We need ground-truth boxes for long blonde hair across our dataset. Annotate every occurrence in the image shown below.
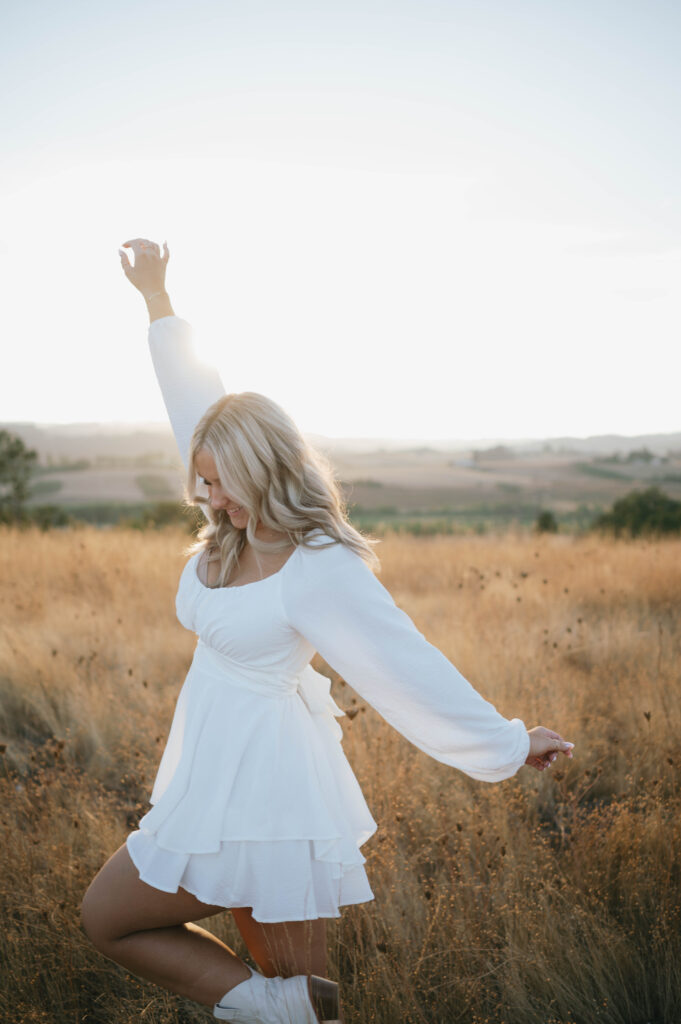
[186,391,379,586]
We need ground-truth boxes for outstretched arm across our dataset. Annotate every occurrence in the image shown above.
[119,238,226,470]
[283,541,574,780]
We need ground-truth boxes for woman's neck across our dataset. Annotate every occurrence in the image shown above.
[253,522,292,545]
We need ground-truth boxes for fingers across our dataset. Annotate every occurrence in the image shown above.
[119,237,167,283]
[118,248,132,276]
[544,741,569,757]
[535,743,574,771]
[530,753,556,771]
[526,734,575,771]
[530,726,575,758]
[121,238,162,256]
[543,741,574,764]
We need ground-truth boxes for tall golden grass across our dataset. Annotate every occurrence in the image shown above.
[1,527,679,1024]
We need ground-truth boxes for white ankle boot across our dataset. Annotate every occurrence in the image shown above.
[213,964,343,1023]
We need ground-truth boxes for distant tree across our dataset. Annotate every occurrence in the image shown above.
[624,447,654,464]
[535,510,558,534]
[29,505,71,531]
[121,501,204,532]
[595,487,681,537]
[0,430,37,523]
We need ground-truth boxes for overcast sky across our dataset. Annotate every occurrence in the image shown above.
[2,0,680,440]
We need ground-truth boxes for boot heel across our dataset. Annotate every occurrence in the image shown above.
[307,975,343,1023]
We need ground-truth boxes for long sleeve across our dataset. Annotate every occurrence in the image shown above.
[282,540,530,782]
[148,317,226,470]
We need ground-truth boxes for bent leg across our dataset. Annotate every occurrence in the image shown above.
[232,906,327,979]
[81,844,251,1006]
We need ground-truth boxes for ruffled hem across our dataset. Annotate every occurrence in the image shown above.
[126,829,375,922]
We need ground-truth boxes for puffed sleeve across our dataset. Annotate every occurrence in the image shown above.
[282,539,530,782]
[148,316,226,470]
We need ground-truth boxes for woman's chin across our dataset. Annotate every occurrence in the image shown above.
[229,511,249,529]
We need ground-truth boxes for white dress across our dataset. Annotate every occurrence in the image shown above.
[125,317,531,923]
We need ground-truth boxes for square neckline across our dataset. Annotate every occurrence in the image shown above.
[193,543,301,591]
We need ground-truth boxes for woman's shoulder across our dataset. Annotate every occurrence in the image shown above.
[299,528,337,549]
[298,529,354,556]
[282,532,380,621]
[290,530,372,582]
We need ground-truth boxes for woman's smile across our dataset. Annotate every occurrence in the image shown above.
[194,449,245,516]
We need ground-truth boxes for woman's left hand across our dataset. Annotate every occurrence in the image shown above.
[525,726,574,771]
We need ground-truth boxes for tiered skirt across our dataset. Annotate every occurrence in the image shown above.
[126,658,377,922]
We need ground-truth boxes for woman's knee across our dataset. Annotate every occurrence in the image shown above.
[80,846,132,950]
[80,843,227,954]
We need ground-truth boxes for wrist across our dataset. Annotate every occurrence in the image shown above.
[145,290,175,323]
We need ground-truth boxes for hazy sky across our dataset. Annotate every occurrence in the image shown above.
[2,0,680,440]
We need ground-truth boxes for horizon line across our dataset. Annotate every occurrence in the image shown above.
[3,419,681,449]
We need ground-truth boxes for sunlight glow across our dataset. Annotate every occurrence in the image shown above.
[2,156,678,440]
[2,0,680,441]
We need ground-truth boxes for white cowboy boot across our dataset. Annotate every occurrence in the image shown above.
[213,963,343,1023]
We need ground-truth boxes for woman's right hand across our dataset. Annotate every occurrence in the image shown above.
[119,238,174,321]
[119,238,168,297]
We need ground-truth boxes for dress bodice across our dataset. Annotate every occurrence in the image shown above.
[177,549,314,685]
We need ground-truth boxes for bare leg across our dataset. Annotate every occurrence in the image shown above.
[232,906,327,978]
[81,844,251,1006]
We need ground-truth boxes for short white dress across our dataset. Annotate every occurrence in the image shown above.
[126,317,530,923]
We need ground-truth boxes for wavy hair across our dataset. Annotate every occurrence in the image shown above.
[186,391,379,587]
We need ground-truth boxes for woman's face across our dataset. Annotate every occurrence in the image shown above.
[195,448,250,530]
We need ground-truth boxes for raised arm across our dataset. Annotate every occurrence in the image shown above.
[119,238,226,469]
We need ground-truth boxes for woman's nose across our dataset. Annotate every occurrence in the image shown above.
[210,491,228,510]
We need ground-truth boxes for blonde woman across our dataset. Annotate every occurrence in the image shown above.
[81,238,574,1024]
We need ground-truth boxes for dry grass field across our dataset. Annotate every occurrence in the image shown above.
[1,527,680,1024]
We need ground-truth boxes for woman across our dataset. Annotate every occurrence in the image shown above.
[81,238,574,1024]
